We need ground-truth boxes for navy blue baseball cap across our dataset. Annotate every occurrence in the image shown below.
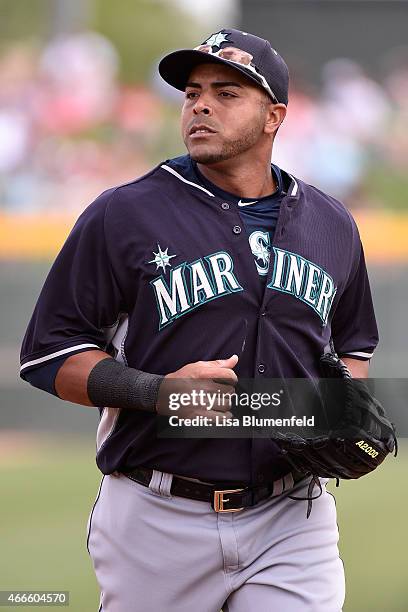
[159,28,289,105]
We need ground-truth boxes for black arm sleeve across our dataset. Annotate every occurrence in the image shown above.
[87,358,164,413]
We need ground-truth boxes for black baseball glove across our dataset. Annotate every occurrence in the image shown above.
[273,349,397,515]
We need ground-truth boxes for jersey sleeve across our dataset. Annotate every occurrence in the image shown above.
[20,189,125,376]
[331,240,379,361]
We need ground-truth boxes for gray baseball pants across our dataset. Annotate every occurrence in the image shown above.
[87,471,345,611]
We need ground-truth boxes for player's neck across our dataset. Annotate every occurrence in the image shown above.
[196,154,276,199]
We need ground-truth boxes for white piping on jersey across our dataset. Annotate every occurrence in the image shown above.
[288,175,298,196]
[161,165,215,197]
[342,350,373,359]
[20,343,99,372]
[162,163,300,199]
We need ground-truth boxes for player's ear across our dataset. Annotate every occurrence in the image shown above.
[264,102,287,136]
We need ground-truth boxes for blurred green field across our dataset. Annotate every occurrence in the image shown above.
[1,434,407,612]
[0,435,100,611]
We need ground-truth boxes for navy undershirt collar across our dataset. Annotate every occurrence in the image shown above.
[191,161,283,205]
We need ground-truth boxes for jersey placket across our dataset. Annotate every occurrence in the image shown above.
[228,191,296,487]
[210,189,298,377]
[254,191,297,378]
[215,196,266,307]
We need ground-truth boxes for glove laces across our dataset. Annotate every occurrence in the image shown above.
[288,474,323,518]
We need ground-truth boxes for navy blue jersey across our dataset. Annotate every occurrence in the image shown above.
[20,155,378,482]
[169,156,283,284]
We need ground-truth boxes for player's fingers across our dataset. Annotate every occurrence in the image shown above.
[196,366,238,384]
[210,384,236,403]
[192,383,235,410]
[212,400,233,413]
[214,382,236,396]
[204,354,239,369]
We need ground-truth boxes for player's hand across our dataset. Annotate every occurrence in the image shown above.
[156,355,239,420]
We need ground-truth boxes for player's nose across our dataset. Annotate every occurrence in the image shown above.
[192,98,213,116]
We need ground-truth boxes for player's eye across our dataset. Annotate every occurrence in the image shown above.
[219,91,236,98]
[185,91,199,99]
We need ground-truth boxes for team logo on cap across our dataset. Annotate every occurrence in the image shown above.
[195,32,278,103]
[202,31,230,49]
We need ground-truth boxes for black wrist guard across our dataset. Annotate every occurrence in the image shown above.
[87,357,164,413]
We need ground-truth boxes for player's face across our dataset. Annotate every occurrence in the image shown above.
[181,63,271,165]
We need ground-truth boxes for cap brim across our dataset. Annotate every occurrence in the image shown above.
[159,49,267,96]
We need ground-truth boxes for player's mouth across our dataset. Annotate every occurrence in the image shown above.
[189,124,217,139]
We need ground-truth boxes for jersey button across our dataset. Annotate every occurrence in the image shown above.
[233,225,242,234]
[221,202,230,210]
[258,364,266,374]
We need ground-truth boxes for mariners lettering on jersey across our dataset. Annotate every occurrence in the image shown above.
[248,230,271,276]
[150,250,243,329]
[268,247,337,324]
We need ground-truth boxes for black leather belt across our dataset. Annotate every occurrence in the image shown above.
[122,466,307,513]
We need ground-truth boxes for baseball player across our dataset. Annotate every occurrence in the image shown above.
[20,29,378,611]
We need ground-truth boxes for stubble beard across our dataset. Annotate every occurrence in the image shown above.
[187,115,265,165]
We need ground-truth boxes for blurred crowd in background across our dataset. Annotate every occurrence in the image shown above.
[277,52,408,207]
[0,33,165,215]
[1,28,408,215]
